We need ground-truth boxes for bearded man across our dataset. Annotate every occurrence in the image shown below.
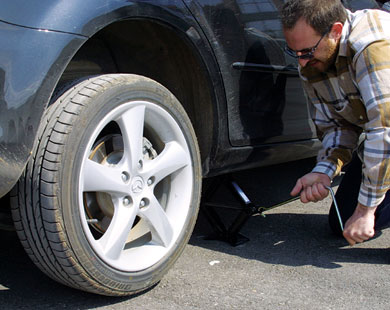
[281,0,390,245]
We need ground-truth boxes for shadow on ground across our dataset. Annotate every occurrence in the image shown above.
[191,210,389,270]
[0,230,139,308]
[190,158,389,269]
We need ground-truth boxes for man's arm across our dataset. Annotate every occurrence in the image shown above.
[353,38,390,209]
[291,79,361,203]
[338,36,390,245]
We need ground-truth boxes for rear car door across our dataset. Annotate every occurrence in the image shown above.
[185,0,316,146]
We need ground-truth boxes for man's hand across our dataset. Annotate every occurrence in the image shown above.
[290,172,331,203]
[343,203,377,246]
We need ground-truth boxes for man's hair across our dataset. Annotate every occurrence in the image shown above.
[281,0,347,35]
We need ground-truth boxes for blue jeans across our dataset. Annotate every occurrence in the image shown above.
[328,154,390,236]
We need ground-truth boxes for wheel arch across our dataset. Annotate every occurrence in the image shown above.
[55,17,220,175]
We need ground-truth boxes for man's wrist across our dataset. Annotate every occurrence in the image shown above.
[312,162,336,180]
[356,202,378,215]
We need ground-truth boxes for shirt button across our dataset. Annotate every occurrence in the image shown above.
[359,115,364,120]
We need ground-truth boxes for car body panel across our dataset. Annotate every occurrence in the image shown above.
[0,0,381,197]
[183,0,317,147]
[0,21,85,197]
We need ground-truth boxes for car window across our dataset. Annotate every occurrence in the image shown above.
[342,0,380,10]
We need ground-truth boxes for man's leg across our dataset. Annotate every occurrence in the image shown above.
[328,154,361,236]
[328,154,390,236]
[373,191,390,230]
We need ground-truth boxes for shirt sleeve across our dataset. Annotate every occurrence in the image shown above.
[302,80,362,182]
[354,40,390,207]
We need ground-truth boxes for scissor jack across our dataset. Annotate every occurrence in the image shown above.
[201,175,297,246]
[201,175,343,247]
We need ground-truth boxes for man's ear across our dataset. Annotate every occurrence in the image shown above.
[329,22,343,40]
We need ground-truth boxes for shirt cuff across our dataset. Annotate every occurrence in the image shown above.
[311,161,338,180]
[358,183,387,208]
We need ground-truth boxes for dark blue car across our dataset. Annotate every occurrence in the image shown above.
[0,0,382,296]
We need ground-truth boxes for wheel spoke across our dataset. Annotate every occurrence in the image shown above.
[144,141,190,184]
[140,196,174,247]
[116,105,145,171]
[97,203,138,260]
[81,159,128,195]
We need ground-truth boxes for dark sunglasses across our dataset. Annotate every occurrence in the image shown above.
[284,31,329,60]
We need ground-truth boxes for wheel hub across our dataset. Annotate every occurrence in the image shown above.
[131,176,144,194]
[84,134,158,234]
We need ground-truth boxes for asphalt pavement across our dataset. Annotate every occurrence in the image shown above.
[0,158,389,309]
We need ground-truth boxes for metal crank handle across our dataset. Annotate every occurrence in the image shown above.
[325,185,344,231]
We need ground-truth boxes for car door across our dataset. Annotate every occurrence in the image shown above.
[185,0,316,147]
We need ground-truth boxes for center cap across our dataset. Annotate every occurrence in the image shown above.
[131,176,144,193]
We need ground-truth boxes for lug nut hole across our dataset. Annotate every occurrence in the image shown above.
[121,171,130,183]
[139,198,150,209]
[123,196,132,206]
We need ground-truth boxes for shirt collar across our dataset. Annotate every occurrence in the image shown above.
[337,10,353,57]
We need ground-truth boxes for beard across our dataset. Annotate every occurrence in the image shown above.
[305,41,339,73]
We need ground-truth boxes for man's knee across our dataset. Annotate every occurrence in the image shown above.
[374,192,390,230]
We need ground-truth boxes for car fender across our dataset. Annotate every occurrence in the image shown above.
[0,0,198,37]
[0,0,224,197]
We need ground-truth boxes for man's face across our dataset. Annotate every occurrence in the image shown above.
[283,18,339,72]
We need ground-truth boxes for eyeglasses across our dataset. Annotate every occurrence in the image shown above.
[284,31,329,60]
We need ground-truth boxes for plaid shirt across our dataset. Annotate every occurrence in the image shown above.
[300,9,390,207]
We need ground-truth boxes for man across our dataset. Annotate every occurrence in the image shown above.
[281,0,390,245]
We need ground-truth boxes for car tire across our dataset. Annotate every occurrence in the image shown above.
[10,74,201,296]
